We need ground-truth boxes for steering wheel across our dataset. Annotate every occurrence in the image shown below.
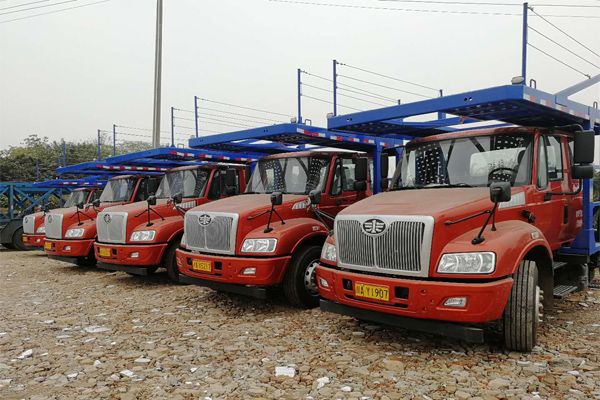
[488,167,517,184]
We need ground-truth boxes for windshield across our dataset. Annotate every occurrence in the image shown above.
[391,134,533,189]
[63,190,89,208]
[99,178,137,202]
[155,169,209,199]
[246,156,330,195]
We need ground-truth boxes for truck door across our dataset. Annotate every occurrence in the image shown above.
[322,156,367,216]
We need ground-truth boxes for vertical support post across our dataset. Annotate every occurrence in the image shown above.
[152,0,164,148]
[8,184,14,220]
[170,107,175,147]
[521,2,529,82]
[437,89,446,120]
[297,68,303,124]
[112,124,117,156]
[373,142,382,195]
[62,141,67,167]
[97,129,101,160]
[194,96,199,138]
[333,59,338,117]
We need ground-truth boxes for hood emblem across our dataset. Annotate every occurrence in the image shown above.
[47,215,53,224]
[198,214,212,226]
[103,214,112,224]
[24,217,29,224]
[363,218,386,235]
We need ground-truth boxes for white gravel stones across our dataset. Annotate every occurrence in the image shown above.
[119,369,135,378]
[316,376,330,389]
[134,357,151,364]
[274,366,296,377]
[341,385,352,392]
[83,326,110,334]
[17,349,32,359]
[93,360,102,367]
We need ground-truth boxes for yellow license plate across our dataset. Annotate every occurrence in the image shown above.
[192,259,212,273]
[44,242,52,250]
[98,247,111,258]
[355,283,390,302]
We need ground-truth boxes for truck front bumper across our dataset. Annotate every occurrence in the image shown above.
[44,238,94,258]
[22,234,45,248]
[94,242,167,266]
[317,265,513,325]
[175,248,292,298]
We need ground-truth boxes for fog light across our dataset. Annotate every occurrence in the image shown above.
[36,239,41,243]
[64,246,71,252]
[319,278,329,288]
[443,297,467,308]
[242,267,256,276]
[130,252,139,259]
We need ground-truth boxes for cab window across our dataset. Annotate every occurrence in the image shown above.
[537,137,548,189]
[546,136,564,181]
[331,158,359,196]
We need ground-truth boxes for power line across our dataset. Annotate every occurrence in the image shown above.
[0,0,79,16]
[338,74,434,98]
[196,97,291,118]
[268,0,600,18]
[0,0,110,23]
[115,125,171,134]
[300,70,333,82]
[337,92,390,107]
[338,61,439,92]
[196,106,284,123]
[528,25,600,70]
[0,0,50,12]
[197,111,278,125]
[528,43,591,78]
[380,0,600,7]
[301,94,363,112]
[197,118,256,129]
[529,8,600,58]
[337,84,398,102]
[302,82,333,93]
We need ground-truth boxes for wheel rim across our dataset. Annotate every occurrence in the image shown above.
[536,285,543,323]
[304,259,319,295]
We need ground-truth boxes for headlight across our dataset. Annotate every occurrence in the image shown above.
[241,238,277,253]
[65,228,84,238]
[321,242,337,262]
[36,226,46,234]
[130,230,156,242]
[437,252,496,274]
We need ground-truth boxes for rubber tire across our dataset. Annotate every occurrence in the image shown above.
[12,227,29,251]
[503,260,539,352]
[163,239,182,283]
[282,245,321,308]
[76,249,97,267]
[2,242,15,250]
[127,267,158,277]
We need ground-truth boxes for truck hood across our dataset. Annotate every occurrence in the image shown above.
[195,194,308,216]
[340,188,492,219]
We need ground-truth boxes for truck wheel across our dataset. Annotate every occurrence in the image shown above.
[283,245,321,308]
[12,228,29,251]
[503,260,541,352]
[163,240,182,283]
[76,249,97,267]
[2,242,15,250]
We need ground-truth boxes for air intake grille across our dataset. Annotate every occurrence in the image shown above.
[23,215,36,234]
[185,211,238,255]
[45,213,63,239]
[97,212,128,244]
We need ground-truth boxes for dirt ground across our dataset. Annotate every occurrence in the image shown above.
[1,249,600,400]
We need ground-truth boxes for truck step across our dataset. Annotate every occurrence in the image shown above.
[552,261,569,271]
[553,284,578,298]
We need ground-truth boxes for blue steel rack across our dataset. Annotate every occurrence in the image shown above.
[327,80,600,257]
[188,123,407,194]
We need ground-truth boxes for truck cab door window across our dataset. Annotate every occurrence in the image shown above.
[546,136,564,181]
[537,136,549,189]
[330,160,342,196]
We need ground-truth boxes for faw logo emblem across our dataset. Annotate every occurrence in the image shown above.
[47,215,53,224]
[362,219,386,235]
[198,214,212,226]
[103,214,112,224]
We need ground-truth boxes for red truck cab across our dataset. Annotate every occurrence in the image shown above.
[44,175,161,266]
[176,151,372,307]
[22,188,100,249]
[94,164,247,282]
[317,127,597,351]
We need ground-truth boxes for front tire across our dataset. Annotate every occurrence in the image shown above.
[76,249,97,267]
[283,245,321,308]
[12,228,29,251]
[163,239,182,283]
[503,260,540,352]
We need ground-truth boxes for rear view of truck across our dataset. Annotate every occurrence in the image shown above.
[94,165,246,282]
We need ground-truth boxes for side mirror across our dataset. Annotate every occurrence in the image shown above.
[490,181,511,203]
[309,190,321,205]
[354,157,368,191]
[271,192,283,206]
[147,195,157,206]
[76,202,84,209]
[172,193,183,204]
[43,204,50,213]
[92,199,101,208]
[572,164,594,180]
[573,130,595,165]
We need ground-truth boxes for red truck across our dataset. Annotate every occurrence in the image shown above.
[22,187,101,249]
[176,151,372,307]
[317,126,597,351]
[94,164,247,282]
[44,174,161,266]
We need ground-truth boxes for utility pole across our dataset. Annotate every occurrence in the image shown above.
[152,0,164,148]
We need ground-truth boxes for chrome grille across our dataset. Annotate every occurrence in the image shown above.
[97,212,128,244]
[336,215,434,277]
[45,213,63,239]
[185,211,238,255]
[23,215,36,234]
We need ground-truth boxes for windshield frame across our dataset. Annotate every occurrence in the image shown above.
[246,155,331,195]
[391,133,534,190]
[99,177,138,203]
[155,168,210,199]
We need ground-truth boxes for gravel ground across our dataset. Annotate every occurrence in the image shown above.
[1,249,600,400]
